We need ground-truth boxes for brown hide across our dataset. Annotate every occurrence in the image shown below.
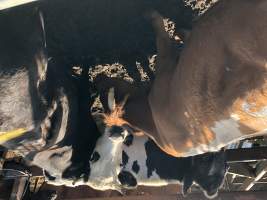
[147,0,267,157]
[101,0,267,157]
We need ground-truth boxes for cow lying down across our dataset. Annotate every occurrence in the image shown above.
[45,118,227,199]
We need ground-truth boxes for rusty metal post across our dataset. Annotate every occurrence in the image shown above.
[9,177,28,200]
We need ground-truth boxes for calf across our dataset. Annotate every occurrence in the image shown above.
[88,122,227,199]
[45,106,227,198]
[99,0,267,157]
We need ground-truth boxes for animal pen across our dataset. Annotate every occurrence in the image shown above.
[2,141,267,200]
[1,0,267,200]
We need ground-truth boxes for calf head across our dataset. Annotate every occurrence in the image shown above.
[87,123,128,191]
[183,150,228,198]
[94,87,132,141]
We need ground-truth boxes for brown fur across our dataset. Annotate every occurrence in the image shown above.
[98,0,267,157]
[103,104,128,127]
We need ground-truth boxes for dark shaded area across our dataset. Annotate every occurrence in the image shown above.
[0,3,48,135]
[40,0,195,81]
[30,190,58,200]
[61,64,100,182]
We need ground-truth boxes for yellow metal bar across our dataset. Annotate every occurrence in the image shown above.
[0,128,28,143]
[0,0,38,10]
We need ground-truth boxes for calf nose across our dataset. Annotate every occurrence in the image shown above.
[109,125,125,140]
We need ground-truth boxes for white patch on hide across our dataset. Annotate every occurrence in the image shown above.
[122,136,179,186]
[242,102,267,118]
[180,117,243,157]
[230,114,240,120]
[210,118,243,147]
[88,128,128,191]
[211,118,242,139]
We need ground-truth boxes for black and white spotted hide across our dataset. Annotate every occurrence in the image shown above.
[44,125,128,189]
[88,125,227,198]
[118,134,227,199]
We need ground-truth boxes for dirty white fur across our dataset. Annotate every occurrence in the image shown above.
[46,130,179,189]
[88,128,128,191]
[210,118,243,147]
[181,117,243,157]
[0,69,34,131]
[45,128,127,190]
[242,102,267,118]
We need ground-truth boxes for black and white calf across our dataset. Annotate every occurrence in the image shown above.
[89,125,228,198]
[45,89,227,198]
[46,124,227,199]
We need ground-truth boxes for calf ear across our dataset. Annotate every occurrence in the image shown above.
[182,173,193,196]
[108,87,116,112]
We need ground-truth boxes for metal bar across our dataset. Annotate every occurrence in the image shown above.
[0,0,38,10]
[9,177,28,200]
[239,161,267,191]
[226,147,267,163]
[228,163,255,178]
[64,191,267,200]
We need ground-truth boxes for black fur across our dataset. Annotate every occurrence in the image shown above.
[123,134,134,146]
[109,125,125,139]
[90,151,100,163]
[144,139,227,197]
[118,171,137,188]
[132,160,140,174]
[122,150,129,167]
